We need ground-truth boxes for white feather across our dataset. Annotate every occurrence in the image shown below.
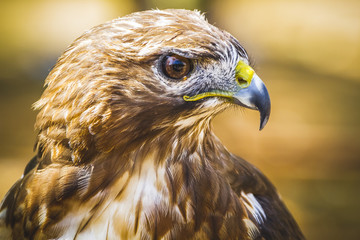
[241,192,266,224]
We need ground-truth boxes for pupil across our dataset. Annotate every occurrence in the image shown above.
[172,59,185,72]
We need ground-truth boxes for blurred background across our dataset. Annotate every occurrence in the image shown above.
[0,0,359,239]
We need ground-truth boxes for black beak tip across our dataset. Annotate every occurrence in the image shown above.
[257,89,271,131]
[259,113,270,131]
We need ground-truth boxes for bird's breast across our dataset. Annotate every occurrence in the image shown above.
[56,157,172,239]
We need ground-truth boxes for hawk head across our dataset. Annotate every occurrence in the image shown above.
[33,9,270,164]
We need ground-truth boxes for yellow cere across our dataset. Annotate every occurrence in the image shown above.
[235,60,254,88]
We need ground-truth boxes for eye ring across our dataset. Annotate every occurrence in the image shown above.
[161,54,193,80]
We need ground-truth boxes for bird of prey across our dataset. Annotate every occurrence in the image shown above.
[0,9,304,240]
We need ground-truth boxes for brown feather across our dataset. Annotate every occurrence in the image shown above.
[0,9,304,240]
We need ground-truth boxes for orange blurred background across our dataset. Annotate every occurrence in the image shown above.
[0,0,359,239]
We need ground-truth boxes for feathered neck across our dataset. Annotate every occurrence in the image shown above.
[103,115,225,169]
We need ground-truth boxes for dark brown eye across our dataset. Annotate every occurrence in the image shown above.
[161,55,192,79]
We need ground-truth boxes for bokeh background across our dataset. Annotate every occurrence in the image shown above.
[0,0,359,239]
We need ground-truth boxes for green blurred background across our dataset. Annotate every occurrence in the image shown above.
[0,0,359,239]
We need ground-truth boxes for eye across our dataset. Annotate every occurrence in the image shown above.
[161,55,192,79]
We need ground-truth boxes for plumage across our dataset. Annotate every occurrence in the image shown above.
[0,9,304,240]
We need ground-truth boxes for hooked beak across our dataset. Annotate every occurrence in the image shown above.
[233,72,271,130]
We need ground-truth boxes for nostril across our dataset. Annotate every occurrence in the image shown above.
[236,77,249,88]
[235,60,254,89]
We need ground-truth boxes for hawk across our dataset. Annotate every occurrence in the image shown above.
[0,9,304,240]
